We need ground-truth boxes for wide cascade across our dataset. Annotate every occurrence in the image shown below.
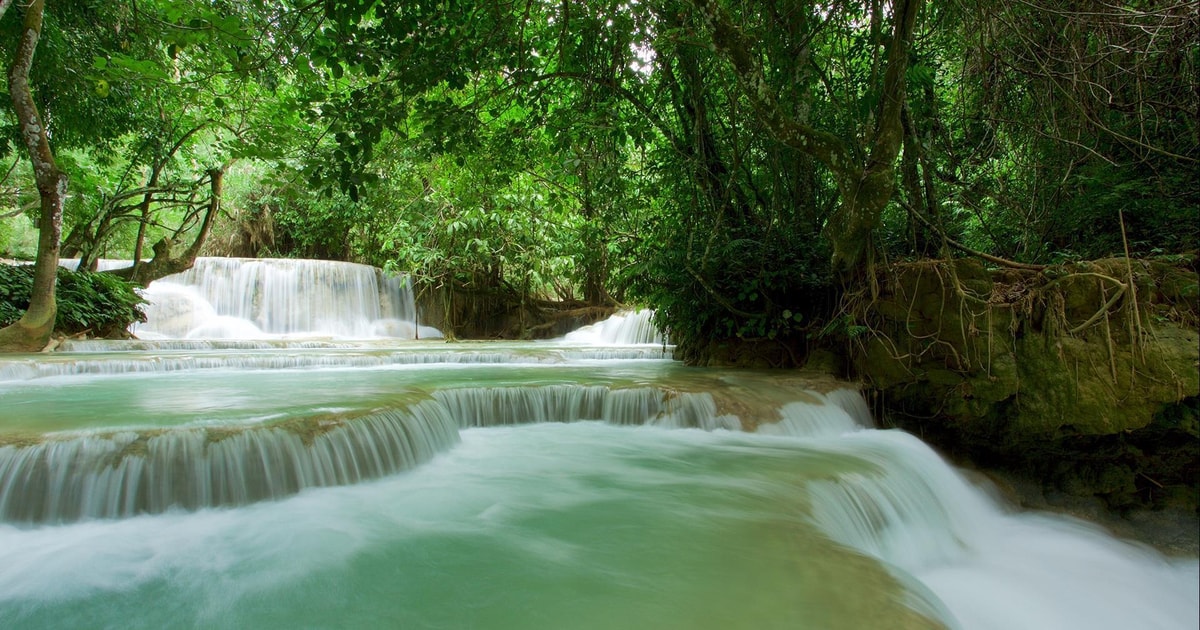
[0,303,1195,629]
[129,257,441,340]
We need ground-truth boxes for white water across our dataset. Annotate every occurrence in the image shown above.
[127,257,441,340]
[563,308,665,344]
[0,345,673,381]
[802,431,1199,630]
[1,410,1195,629]
[0,383,751,522]
[0,336,1195,628]
[51,258,676,351]
[0,404,460,523]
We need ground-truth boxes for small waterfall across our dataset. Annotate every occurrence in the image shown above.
[0,404,459,524]
[803,431,1199,630]
[432,385,733,429]
[56,259,130,272]
[431,384,868,433]
[434,385,611,427]
[756,392,871,438]
[132,257,440,340]
[563,309,666,345]
[654,392,742,431]
[0,346,674,382]
[0,383,860,523]
[806,432,986,571]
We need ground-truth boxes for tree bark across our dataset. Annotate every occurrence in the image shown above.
[132,122,209,265]
[113,167,225,286]
[0,0,67,352]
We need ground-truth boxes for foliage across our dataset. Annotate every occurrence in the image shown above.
[877,0,1199,264]
[0,264,145,337]
[3,0,1196,351]
[0,216,38,260]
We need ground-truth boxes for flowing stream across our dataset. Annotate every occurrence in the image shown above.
[0,259,1196,629]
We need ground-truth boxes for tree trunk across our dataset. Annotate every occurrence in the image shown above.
[114,167,224,286]
[688,0,922,278]
[0,0,67,352]
[131,169,162,266]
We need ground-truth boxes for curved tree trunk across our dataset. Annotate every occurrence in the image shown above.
[0,0,67,352]
[109,166,225,286]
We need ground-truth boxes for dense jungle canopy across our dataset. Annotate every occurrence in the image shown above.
[1,0,1196,351]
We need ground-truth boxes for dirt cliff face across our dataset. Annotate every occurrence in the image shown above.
[852,257,1199,511]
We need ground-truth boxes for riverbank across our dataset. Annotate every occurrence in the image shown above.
[972,467,1199,557]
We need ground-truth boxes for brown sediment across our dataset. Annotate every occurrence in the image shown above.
[0,431,43,448]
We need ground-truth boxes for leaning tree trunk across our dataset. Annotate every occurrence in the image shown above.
[112,166,225,286]
[0,0,67,352]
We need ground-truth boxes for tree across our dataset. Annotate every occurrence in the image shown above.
[940,0,1198,261]
[0,0,67,351]
[53,0,325,284]
[687,0,922,279]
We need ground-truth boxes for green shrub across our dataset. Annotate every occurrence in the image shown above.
[0,263,147,337]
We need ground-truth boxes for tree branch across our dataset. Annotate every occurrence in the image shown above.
[685,0,852,171]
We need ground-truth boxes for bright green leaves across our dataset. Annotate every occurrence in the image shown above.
[104,53,171,82]
[0,264,145,338]
[906,63,935,90]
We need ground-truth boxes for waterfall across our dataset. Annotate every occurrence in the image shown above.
[0,383,861,524]
[0,404,460,523]
[0,360,1196,629]
[563,308,666,344]
[0,346,673,381]
[430,385,749,431]
[129,257,441,340]
[801,430,1198,630]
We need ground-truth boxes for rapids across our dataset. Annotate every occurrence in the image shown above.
[0,262,1195,628]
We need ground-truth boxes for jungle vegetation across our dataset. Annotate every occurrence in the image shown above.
[1,0,1196,351]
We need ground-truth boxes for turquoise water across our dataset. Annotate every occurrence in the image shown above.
[1,423,932,630]
[0,344,1196,629]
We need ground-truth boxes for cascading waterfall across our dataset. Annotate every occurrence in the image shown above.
[0,382,816,523]
[431,385,738,430]
[803,432,1198,630]
[562,308,666,344]
[0,345,673,381]
[0,343,1195,629]
[129,257,442,340]
[0,404,460,523]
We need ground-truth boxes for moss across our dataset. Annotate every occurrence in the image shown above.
[856,257,1200,510]
[114,432,160,460]
[1154,396,1200,438]
[266,410,380,446]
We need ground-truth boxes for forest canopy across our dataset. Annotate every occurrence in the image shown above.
[1,0,1196,349]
